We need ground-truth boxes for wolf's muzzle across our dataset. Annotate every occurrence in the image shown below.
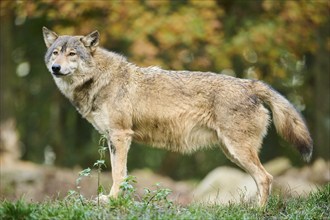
[51,64,65,77]
[52,64,61,73]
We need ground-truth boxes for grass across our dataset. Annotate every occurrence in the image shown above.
[1,182,329,220]
[2,136,328,219]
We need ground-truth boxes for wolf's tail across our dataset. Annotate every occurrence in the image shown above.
[253,81,313,162]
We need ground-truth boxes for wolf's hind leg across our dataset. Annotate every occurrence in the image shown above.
[219,138,273,206]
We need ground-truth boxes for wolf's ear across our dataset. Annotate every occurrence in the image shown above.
[42,27,58,48]
[81,30,99,52]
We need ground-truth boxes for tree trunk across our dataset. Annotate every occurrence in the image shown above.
[313,23,330,159]
[0,12,14,121]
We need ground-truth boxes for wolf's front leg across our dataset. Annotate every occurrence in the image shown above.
[108,129,133,198]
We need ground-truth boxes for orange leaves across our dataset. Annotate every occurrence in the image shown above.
[6,0,327,77]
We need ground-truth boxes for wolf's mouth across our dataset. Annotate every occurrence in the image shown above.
[53,72,69,77]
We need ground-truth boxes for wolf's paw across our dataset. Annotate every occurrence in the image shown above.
[93,194,110,205]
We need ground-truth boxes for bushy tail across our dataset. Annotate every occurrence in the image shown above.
[254,81,313,162]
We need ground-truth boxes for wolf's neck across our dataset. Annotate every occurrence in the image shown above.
[53,76,76,100]
[53,74,96,117]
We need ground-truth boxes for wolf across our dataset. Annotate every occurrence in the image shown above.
[42,27,312,206]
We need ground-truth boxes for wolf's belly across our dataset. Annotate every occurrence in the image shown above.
[132,120,219,153]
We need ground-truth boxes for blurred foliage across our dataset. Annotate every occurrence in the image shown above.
[0,0,329,180]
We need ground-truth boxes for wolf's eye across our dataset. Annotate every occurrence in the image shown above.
[53,51,58,55]
[68,52,76,56]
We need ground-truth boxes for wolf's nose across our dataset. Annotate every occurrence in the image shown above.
[52,64,61,73]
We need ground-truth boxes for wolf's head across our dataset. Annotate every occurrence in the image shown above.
[42,27,99,77]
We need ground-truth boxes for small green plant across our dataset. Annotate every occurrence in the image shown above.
[108,176,137,211]
[142,183,173,209]
[75,167,92,206]
[68,135,108,207]
[94,134,108,206]
[120,175,137,198]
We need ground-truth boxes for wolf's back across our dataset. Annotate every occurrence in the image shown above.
[253,81,313,161]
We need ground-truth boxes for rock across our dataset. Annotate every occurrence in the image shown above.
[192,166,257,204]
[0,119,21,167]
[191,157,329,204]
[264,157,291,176]
[273,174,318,197]
[271,158,330,197]
[0,162,111,201]
[310,158,330,184]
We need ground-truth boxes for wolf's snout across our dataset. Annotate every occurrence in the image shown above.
[52,64,61,74]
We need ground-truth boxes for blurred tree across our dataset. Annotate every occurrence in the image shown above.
[0,4,14,121]
[0,0,328,179]
[312,18,330,160]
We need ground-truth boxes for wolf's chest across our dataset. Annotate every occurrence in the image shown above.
[57,80,110,134]
[85,106,110,135]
